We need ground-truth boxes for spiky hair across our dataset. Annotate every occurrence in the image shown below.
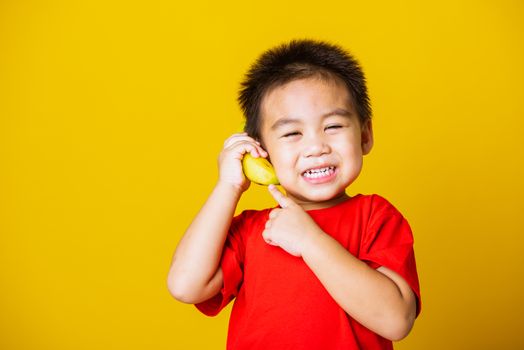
[238,39,372,140]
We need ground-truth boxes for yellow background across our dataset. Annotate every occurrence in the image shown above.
[1,0,523,349]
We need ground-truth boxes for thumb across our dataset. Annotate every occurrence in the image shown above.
[268,184,294,208]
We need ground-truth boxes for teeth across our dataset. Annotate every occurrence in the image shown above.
[303,166,335,178]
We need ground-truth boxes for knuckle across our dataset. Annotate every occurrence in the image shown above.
[224,134,249,146]
[223,134,239,147]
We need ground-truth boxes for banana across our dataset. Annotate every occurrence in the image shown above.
[242,153,279,186]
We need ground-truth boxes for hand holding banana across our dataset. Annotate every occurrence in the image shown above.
[218,132,278,192]
[242,153,279,186]
[235,121,279,186]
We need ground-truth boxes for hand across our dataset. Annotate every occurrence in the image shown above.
[218,133,268,192]
[263,185,323,257]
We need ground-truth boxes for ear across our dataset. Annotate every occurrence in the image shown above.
[361,119,374,155]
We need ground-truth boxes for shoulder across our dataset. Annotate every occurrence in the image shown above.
[234,208,272,221]
[354,194,405,217]
[231,207,273,231]
[352,194,411,236]
[362,194,413,252]
[357,194,414,242]
[225,208,273,250]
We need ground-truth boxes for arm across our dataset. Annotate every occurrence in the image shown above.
[263,185,417,341]
[301,231,417,341]
[167,182,242,304]
[167,133,267,304]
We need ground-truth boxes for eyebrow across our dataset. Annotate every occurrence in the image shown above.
[270,108,352,130]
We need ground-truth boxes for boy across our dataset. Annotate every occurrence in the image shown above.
[167,39,421,349]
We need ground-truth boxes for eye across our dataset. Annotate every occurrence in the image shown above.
[325,124,343,131]
[282,131,301,138]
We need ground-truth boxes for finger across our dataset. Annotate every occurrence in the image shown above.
[263,232,277,246]
[241,142,268,157]
[262,229,271,243]
[225,138,268,158]
[246,144,269,158]
[223,136,253,150]
[267,239,278,246]
[268,184,293,208]
[226,141,264,159]
[223,134,253,148]
[223,134,266,156]
[268,209,279,219]
[257,146,268,157]
[248,144,268,158]
[223,134,264,153]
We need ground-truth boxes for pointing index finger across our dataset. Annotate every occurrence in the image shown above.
[268,184,292,208]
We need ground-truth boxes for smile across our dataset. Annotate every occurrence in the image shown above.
[302,166,336,179]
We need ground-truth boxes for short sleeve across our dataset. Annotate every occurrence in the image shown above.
[194,212,246,316]
[359,196,422,317]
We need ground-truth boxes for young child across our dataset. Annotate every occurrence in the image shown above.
[168,39,421,349]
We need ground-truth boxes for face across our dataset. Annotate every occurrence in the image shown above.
[259,77,373,210]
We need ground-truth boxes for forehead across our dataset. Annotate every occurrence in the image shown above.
[260,77,355,127]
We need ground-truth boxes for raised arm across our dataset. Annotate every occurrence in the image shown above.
[167,133,267,304]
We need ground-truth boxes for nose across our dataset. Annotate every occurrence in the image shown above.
[302,133,331,158]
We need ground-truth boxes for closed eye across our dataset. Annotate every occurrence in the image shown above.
[325,124,343,130]
[282,131,301,138]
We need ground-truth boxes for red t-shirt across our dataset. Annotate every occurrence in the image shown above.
[195,194,421,349]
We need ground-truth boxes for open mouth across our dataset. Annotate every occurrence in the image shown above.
[302,166,336,179]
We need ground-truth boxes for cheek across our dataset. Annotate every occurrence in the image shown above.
[267,148,295,176]
[271,154,291,174]
[346,144,363,157]
[338,136,363,156]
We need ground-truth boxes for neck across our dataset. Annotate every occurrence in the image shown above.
[293,192,350,211]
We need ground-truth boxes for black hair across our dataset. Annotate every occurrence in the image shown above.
[237,39,372,140]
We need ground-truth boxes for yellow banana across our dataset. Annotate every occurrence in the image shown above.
[242,153,279,186]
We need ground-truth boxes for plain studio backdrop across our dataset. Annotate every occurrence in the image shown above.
[1,0,523,349]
